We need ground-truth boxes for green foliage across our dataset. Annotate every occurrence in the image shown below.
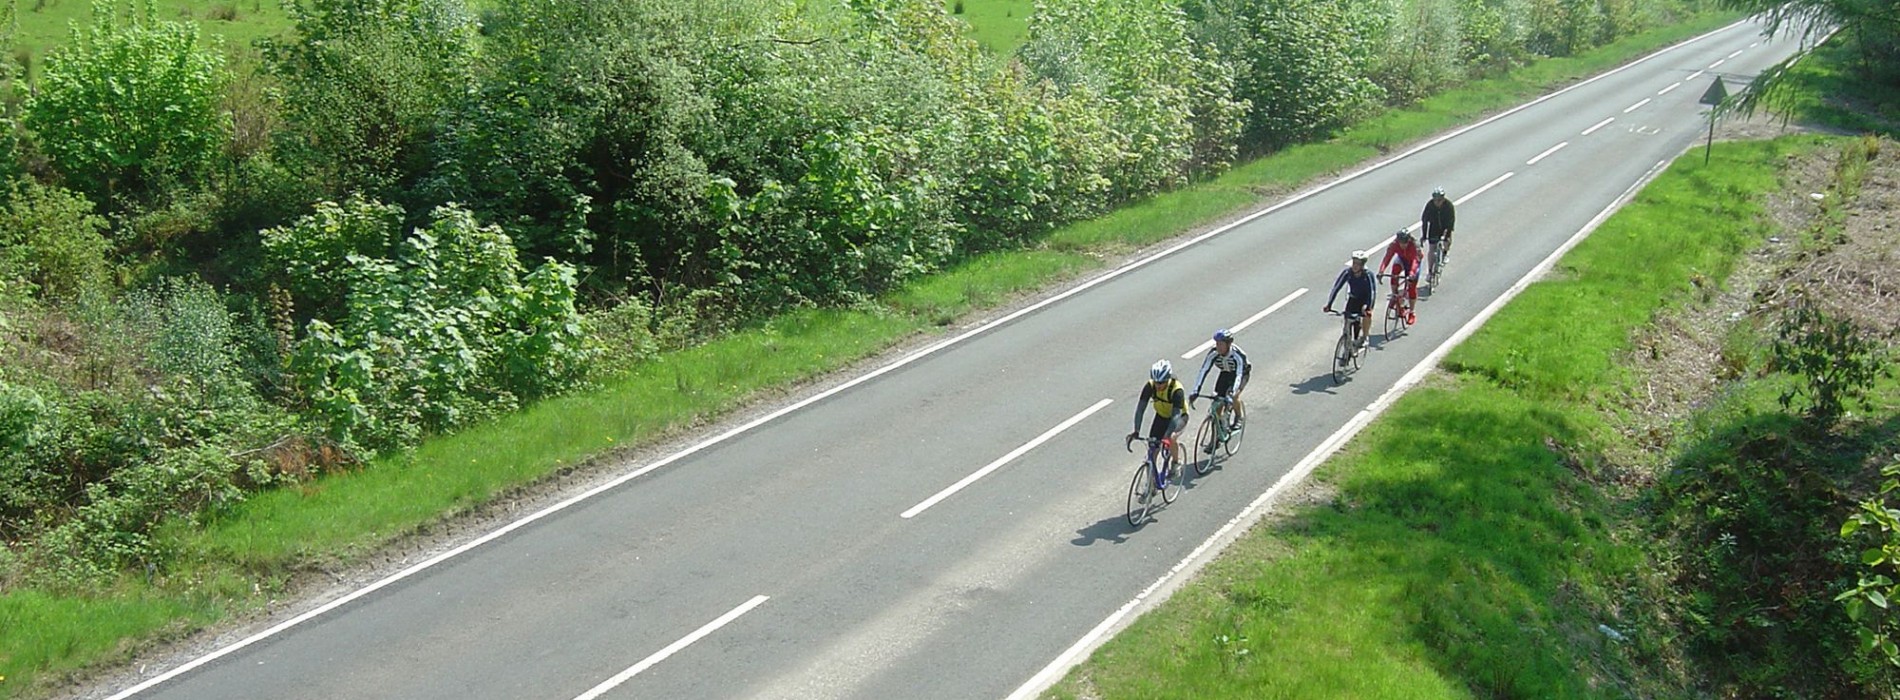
[0,179,112,302]
[1771,298,1894,424]
[282,201,593,453]
[22,0,231,204]
[1185,0,1378,152]
[1840,460,1900,670]
[259,196,402,316]
[263,0,478,201]
[1019,0,1244,198]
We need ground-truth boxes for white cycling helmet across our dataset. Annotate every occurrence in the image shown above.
[1149,359,1173,383]
[1432,185,1447,197]
[1350,249,1369,262]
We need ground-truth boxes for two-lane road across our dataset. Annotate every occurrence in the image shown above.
[96,18,1807,700]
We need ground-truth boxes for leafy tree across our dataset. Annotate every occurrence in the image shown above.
[264,0,479,202]
[23,0,230,204]
[1186,0,1378,152]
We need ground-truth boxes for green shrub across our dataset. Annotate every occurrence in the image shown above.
[282,201,593,453]
[0,179,112,302]
[23,0,231,205]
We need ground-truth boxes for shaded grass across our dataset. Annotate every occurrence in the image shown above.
[0,11,1751,700]
[1770,38,1900,136]
[1046,135,1831,698]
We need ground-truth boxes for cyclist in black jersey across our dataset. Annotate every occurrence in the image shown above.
[1190,329,1250,452]
[1422,186,1456,262]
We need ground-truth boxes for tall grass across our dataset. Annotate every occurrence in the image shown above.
[1044,136,1834,698]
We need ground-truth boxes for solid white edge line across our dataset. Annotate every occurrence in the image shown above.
[572,595,770,700]
[1624,97,1652,113]
[1687,69,1705,81]
[901,399,1115,519]
[1582,117,1616,136]
[1182,288,1309,359]
[1526,141,1569,165]
[1659,82,1682,95]
[1004,156,1677,700]
[1455,172,1514,206]
[102,16,1760,700]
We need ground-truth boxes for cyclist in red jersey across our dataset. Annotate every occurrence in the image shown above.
[1379,228,1422,325]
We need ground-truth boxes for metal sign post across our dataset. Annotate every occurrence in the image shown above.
[1700,77,1728,165]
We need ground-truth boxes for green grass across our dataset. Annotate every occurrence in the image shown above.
[1044,135,1836,698]
[1770,38,1900,136]
[0,10,1752,700]
[944,0,1032,55]
[11,0,293,62]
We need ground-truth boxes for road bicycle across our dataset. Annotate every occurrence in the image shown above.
[1330,308,1367,384]
[1123,433,1182,526]
[1384,270,1415,341]
[1426,236,1448,289]
[1191,393,1245,475]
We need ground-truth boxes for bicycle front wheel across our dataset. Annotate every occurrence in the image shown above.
[1160,452,1183,504]
[1332,335,1351,384]
[1193,417,1218,475]
[1222,402,1246,457]
[1385,300,1404,341]
[1126,463,1155,526]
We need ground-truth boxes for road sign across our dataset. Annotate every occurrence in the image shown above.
[1699,76,1728,106]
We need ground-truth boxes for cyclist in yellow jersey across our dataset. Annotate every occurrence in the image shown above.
[1127,359,1190,467]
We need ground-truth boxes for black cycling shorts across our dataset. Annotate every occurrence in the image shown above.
[1147,413,1186,440]
[1212,371,1237,398]
[1345,295,1371,319]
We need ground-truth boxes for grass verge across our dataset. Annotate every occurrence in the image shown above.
[1039,135,1849,696]
[0,11,1746,700]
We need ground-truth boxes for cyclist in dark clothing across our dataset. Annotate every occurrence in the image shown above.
[1421,186,1456,262]
[1322,250,1377,349]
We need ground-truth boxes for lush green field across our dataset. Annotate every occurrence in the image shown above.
[1043,133,1841,699]
[11,0,291,59]
[944,0,1032,55]
[0,11,1745,700]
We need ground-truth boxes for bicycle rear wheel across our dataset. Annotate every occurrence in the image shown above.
[1126,463,1155,526]
[1222,402,1246,458]
[1193,417,1218,475]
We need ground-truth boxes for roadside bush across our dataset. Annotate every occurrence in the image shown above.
[259,196,403,318]
[0,179,112,302]
[263,0,478,202]
[282,201,593,453]
[23,0,230,206]
[1186,0,1379,152]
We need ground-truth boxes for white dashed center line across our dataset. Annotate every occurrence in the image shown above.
[1527,141,1569,166]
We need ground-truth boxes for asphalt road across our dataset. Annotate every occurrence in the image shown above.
[96,18,1809,700]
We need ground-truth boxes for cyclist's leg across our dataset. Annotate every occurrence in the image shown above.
[1146,414,1171,464]
[1167,414,1189,469]
[1213,372,1238,435]
[1347,296,1371,346]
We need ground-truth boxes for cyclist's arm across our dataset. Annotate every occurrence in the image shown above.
[1326,269,1349,306]
[1169,385,1189,421]
[1132,383,1155,434]
[1191,350,1217,396]
[1445,202,1456,232]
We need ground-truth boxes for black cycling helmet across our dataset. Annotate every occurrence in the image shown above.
[1396,228,1413,242]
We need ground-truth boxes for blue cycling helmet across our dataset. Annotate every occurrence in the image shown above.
[1212,329,1234,343]
[1149,359,1173,383]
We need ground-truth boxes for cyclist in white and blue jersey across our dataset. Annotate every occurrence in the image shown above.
[1189,329,1250,452]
